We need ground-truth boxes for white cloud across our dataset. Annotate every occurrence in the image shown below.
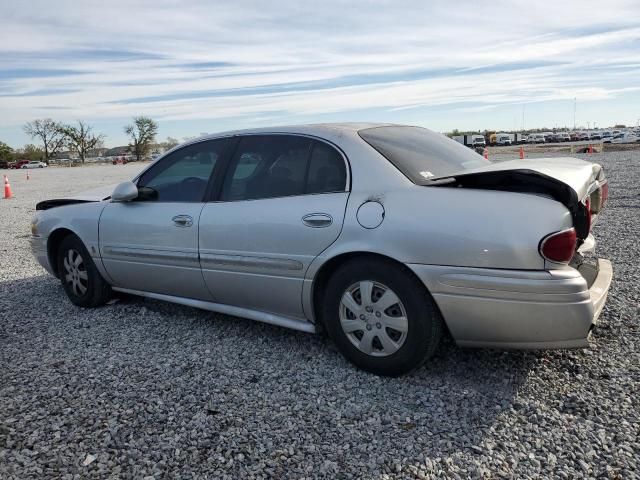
[0,0,639,142]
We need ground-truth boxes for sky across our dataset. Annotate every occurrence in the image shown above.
[1,0,639,148]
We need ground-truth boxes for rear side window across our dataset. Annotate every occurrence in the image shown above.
[359,126,490,183]
[306,141,347,194]
[221,135,347,201]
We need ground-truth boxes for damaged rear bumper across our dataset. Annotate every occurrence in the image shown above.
[408,259,613,349]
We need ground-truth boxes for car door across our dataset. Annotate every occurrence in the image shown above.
[100,138,229,299]
[199,134,350,319]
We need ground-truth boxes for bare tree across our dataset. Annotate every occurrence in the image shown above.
[23,118,65,164]
[163,136,179,151]
[58,121,104,163]
[125,116,158,162]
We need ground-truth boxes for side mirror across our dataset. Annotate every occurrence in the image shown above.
[111,181,138,202]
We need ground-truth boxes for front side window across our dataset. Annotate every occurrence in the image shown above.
[222,135,347,201]
[137,139,226,202]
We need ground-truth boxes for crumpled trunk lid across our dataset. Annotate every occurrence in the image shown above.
[430,157,606,239]
[443,158,601,200]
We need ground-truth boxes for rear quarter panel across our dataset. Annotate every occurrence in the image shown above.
[303,185,573,321]
[319,185,573,269]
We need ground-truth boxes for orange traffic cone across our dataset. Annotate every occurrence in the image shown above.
[588,144,593,154]
[483,147,489,160]
[3,175,12,199]
[519,146,525,159]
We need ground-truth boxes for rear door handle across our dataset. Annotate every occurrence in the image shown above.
[302,213,333,228]
[172,215,193,227]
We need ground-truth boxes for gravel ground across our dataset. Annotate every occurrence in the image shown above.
[0,153,638,479]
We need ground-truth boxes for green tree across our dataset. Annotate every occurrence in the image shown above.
[17,144,45,161]
[0,141,13,162]
[125,116,158,162]
[23,118,65,164]
[58,121,104,163]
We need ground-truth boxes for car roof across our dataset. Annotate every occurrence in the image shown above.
[181,122,401,145]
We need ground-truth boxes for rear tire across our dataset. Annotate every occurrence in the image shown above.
[57,234,111,307]
[321,258,443,376]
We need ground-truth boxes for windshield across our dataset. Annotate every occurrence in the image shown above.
[358,126,490,182]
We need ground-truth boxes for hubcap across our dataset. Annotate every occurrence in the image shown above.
[339,281,408,357]
[63,249,88,297]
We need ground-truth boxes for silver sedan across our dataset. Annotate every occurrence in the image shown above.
[30,124,613,376]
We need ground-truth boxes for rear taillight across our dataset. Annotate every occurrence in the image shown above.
[584,199,592,231]
[540,228,577,263]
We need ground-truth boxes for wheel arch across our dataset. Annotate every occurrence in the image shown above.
[311,251,446,332]
[47,227,75,278]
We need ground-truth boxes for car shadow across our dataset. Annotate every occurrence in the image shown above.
[1,273,542,471]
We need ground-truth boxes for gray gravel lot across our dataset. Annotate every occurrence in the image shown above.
[1,153,638,479]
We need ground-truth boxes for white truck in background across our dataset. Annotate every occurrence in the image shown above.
[453,135,486,148]
[495,133,512,146]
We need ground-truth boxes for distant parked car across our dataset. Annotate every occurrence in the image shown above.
[589,132,602,140]
[10,160,30,169]
[576,132,590,141]
[22,161,47,169]
[612,133,639,144]
[602,132,614,143]
[527,134,546,143]
[0,160,11,169]
[556,133,571,142]
[112,157,128,165]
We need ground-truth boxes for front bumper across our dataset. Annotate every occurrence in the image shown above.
[30,235,55,276]
[408,259,613,349]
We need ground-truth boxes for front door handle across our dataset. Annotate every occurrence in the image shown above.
[302,213,333,228]
[172,215,193,227]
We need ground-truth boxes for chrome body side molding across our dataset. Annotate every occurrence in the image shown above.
[102,246,200,267]
[200,253,303,271]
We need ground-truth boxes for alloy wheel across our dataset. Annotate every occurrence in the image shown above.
[63,248,88,297]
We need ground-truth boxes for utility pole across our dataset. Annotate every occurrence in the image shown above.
[573,98,576,130]
[522,104,525,131]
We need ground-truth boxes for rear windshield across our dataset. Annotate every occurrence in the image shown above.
[358,126,490,183]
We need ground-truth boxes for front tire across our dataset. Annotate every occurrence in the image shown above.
[57,234,112,307]
[321,258,443,376]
